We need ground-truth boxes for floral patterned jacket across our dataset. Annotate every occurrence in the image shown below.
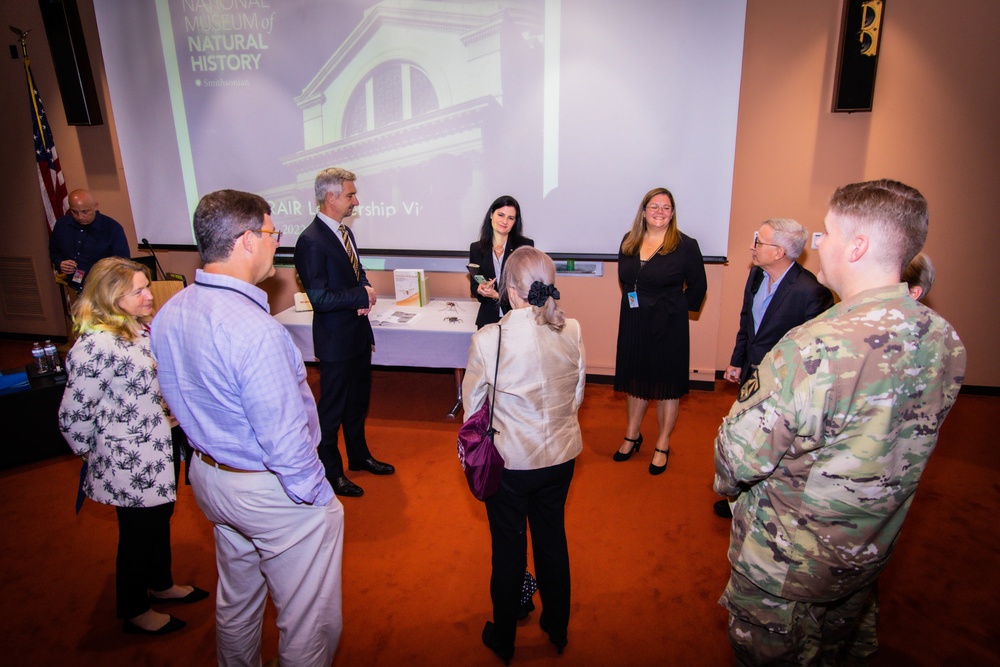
[58,329,175,507]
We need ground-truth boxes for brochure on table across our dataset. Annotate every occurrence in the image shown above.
[394,269,427,307]
[370,309,423,327]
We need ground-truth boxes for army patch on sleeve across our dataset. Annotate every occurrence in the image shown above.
[738,367,760,402]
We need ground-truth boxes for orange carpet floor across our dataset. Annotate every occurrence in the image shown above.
[1,364,997,666]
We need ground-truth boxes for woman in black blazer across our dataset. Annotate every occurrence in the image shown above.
[469,195,534,328]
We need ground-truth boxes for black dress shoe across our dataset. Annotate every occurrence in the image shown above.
[713,499,733,519]
[123,615,186,636]
[481,621,513,665]
[149,586,210,605]
[348,457,395,475]
[331,475,364,497]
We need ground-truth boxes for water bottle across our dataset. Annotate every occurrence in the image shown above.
[44,340,62,373]
[31,342,49,373]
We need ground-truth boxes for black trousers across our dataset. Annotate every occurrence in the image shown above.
[317,353,374,479]
[114,502,176,619]
[484,459,575,651]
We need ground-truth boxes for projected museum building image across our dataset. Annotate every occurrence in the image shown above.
[264,1,547,250]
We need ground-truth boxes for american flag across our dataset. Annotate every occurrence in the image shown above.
[24,57,68,231]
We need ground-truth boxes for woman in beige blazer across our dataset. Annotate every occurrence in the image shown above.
[463,246,586,664]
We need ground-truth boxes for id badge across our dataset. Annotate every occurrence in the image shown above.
[627,291,639,308]
[72,269,85,284]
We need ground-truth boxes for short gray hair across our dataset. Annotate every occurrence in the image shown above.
[314,167,356,206]
[763,218,808,260]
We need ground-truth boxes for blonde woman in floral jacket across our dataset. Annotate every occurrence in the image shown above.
[58,257,206,636]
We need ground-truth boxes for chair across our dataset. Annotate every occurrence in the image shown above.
[55,272,79,345]
[149,280,185,317]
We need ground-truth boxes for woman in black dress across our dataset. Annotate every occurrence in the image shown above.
[469,195,534,329]
[613,188,707,474]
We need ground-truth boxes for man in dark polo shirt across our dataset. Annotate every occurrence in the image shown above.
[49,188,129,291]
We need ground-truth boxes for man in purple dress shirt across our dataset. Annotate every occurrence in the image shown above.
[152,190,343,667]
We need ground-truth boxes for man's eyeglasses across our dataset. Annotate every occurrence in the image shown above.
[236,228,282,243]
[753,232,781,250]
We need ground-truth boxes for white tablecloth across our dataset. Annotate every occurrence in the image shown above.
[274,298,480,368]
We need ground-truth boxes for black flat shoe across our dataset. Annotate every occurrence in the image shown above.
[713,499,733,519]
[149,586,210,605]
[331,475,364,497]
[482,621,513,665]
[348,457,395,475]
[613,434,642,461]
[123,615,186,636]
[649,448,669,475]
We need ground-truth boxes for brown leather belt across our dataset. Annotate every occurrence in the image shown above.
[195,451,260,474]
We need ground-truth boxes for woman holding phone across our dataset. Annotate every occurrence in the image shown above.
[469,195,534,329]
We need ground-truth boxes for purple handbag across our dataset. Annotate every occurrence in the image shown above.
[457,326,504,500]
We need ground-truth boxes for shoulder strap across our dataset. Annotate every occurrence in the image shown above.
[488,325,501,434]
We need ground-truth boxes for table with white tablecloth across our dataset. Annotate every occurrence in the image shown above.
[274,298,480,416]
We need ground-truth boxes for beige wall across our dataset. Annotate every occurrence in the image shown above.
[718,1,1000,387]
[0,0,134,337]
[2,0,997,386]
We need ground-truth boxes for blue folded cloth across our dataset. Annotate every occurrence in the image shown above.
[0,371,30,395]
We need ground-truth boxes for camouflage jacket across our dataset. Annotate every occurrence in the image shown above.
[714,284,966,602]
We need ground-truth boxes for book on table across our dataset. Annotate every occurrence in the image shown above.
[394,269,427,306]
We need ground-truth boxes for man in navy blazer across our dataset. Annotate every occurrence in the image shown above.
[725,218,834,386]
[294,168,395,497]
[716,218,833,517]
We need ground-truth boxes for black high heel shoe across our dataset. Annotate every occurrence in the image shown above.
[649,448,670,475]
[539,616,567,654]
[482,621,513,665]
[613,434,643,462]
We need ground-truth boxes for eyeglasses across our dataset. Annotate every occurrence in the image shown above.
[236,228,283,243]
[753,232,781,250]
[646,204,673,213]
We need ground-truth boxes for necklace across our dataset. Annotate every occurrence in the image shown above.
[640,235,663,261]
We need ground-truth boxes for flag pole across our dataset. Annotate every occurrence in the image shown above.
[13,25,69,231]
[11,27,48,153]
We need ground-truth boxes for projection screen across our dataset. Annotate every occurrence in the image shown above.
[93,0,746,259]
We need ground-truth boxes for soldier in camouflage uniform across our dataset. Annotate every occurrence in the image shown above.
[714,180,967,666]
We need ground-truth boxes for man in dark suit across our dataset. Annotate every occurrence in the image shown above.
[294,168,395,497]
[715,218,833,517]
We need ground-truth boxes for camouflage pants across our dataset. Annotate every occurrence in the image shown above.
[720,570,879,666]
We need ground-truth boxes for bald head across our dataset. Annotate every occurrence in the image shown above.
[68,189,99,225]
